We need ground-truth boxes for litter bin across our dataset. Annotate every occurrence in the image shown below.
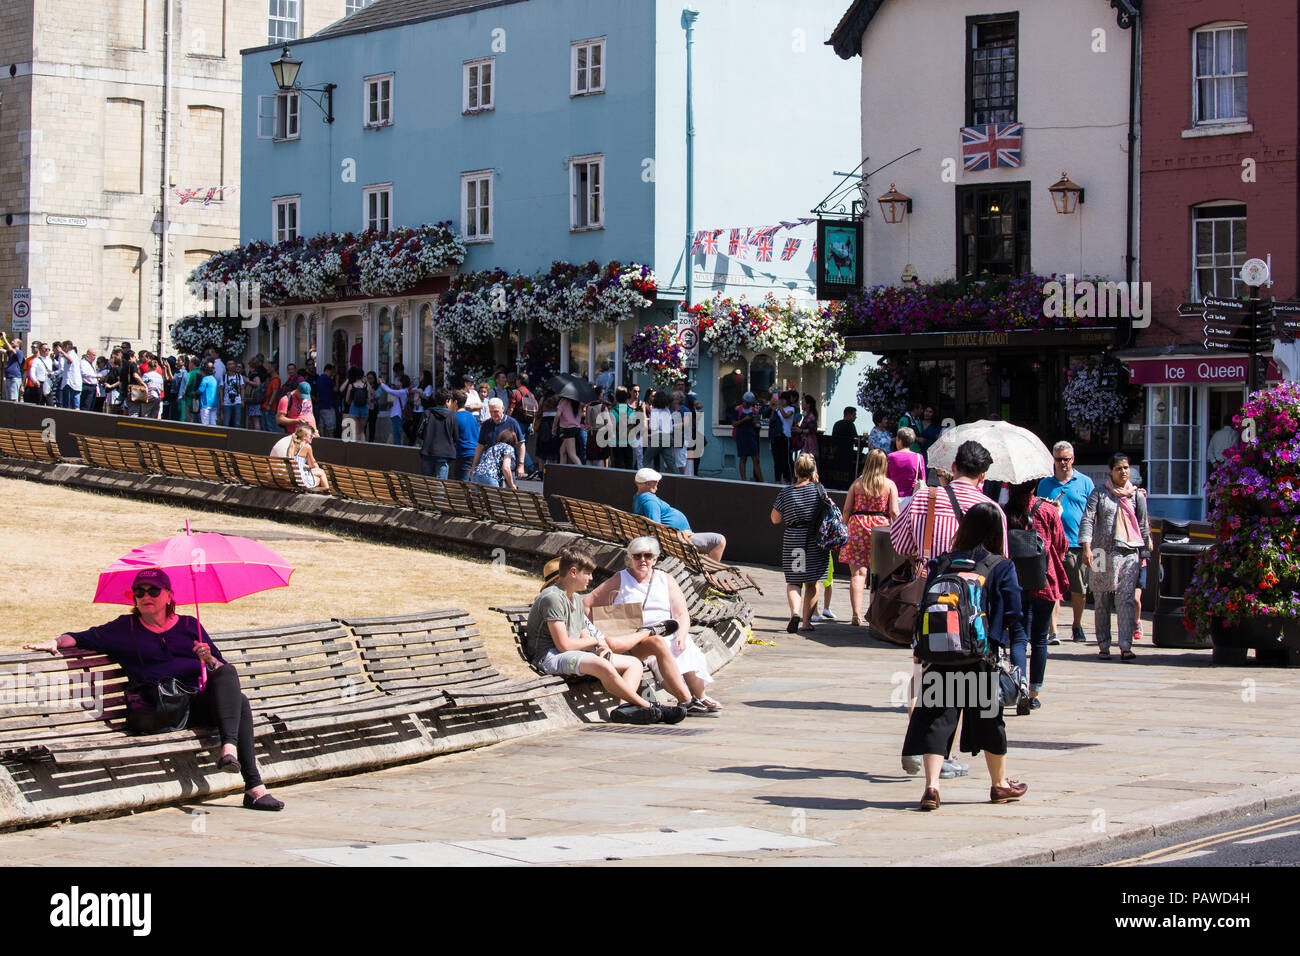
[1152,519,1211,647]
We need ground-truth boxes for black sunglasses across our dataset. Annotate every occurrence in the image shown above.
[631,552,657,560]
[132,584,163,598]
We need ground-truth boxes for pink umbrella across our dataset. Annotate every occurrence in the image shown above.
[95,521,296,688]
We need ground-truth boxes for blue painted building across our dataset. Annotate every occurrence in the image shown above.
[237,0,861,475]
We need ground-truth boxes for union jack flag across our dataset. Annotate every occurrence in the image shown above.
[961,122,1023,171]
[734,230,750,260]
[811,241,817,261]
[728,229,742,256]
[780,238,801,261]
[798,217,816,226]
[703,230,721,255]
[691,230,707,254]
[755,234,774,261]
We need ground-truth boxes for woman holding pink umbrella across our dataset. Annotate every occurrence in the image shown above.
[25,570,285,811]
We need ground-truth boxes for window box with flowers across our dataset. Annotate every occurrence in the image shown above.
[1184,382,1300,666]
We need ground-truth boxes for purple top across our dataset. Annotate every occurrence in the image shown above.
[69,614,223,685]
[887,449,926,496]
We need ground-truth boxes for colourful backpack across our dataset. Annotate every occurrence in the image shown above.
[914,549,1004,665]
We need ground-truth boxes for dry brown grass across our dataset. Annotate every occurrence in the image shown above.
[0,477,545,677]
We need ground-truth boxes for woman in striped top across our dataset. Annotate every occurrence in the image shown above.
[771,452,831,633]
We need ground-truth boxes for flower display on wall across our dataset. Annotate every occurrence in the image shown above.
[188,223,466,305]
[1061,359,1131,434]
[436,269,514,345]
[1185,382,1300,631]
[624,324,687,389]
[690,293,847,367]
[170,316,249,358]
[855,356,910,419]
[831,273,1110,337]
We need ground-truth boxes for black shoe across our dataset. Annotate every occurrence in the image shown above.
[217,754,241,775]
[1015,696,1032,716]
[647,619,679,637]
[1071,625,1087,643]
[243,793,284,811]
[683,697,719,717]
[610,703,658,725]
[786,615,800,634]
[657,704,687,725]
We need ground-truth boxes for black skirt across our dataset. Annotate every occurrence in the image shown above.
[902,659,1007,757]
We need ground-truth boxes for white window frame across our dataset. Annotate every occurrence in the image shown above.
[463,57,495,114]
[363,73,394,128]
[1144,384,1200,499]
[345,0,376,15]
[274,91,299,141]
[559,320,628,385]
[571,37,606,96]
[267,0,301,45]
[461,170,493,243]
[272,196,300,243]
[570,153,604,231]
[1192,23,1247,126]
[363,183,392,234]
[1191,202,1247,302]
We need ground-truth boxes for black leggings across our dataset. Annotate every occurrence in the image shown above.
[190,664,262,789]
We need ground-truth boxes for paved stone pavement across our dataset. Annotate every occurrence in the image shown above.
[2,564,1299,866]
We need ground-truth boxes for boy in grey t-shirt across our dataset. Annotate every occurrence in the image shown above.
[527,547,684,724]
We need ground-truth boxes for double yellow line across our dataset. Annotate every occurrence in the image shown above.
[1107,810,1300,866]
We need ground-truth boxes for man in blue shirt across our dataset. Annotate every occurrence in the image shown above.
[631,468,727,561]
[315,365,338,437]
[452,388,480,481]
[1036,441,1096,644]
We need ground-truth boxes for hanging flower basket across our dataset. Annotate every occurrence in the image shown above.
[1061,359,1130,435]
[692,293,847,367]
[856,357,910,419]
[170,316,249,358]
[624,324,687,390]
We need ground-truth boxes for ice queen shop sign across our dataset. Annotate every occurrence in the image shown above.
[1126,357,1278,385]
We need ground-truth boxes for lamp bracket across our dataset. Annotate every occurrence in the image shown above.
[293,83,336,124]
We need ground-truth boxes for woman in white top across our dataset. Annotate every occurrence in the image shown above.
[584,536,721,713]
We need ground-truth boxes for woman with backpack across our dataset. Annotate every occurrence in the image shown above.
[770,452,833,633]
[341,367,368,441]
[1004,480,1068,714]
[903,501,1029,812]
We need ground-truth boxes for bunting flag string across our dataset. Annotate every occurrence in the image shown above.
[694,217,817,262]
[172,185,239,205]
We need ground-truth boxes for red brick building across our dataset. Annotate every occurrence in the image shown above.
[1125,1,1297,520]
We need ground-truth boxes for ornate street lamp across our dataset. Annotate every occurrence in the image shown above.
[1049,171,1085,214]
[270,45,335,124]
[876,183,913,224]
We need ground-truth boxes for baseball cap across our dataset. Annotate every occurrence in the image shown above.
[298,382,311,396]
[634,468,661,484]
[132,568,172,590]
[742,391,755,403]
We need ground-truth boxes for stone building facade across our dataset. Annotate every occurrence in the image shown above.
[0,0,355,353]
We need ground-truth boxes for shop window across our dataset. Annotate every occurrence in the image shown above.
[560,321,626,386]
[1146,385,1200,496]
[1192,204,1246,301]
[713,354,821,430]
[957,183,1030,278]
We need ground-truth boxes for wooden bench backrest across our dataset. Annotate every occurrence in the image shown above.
[554,496,625,544]
[74,435,159,474]
[469,485,556,531]
[0,427,64,463]
[152,442,234,483]
[610,509,657,546]
[323,463,411,507]
[0,649,132,751]
[225,451,299,492]
[342,609,496,693]
[488,605,538,675]
[397,473,483,519]
[209,620,371,709]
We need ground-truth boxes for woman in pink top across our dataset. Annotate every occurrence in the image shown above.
[556,396,583,464]
[886,426,927,504]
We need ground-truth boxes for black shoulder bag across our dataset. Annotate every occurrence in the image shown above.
[123,618,198,735]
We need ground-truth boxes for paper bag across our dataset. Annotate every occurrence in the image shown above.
[590,603,644,638]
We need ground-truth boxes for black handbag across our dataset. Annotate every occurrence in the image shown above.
[997,656,1027,708]
[124,677,196,735]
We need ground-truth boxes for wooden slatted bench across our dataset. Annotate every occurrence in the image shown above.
[323,463,412,508]
[152,442,236,484]
[468,485,567,532]
[74,435,159,475]
[554,495,627,545]
[396,473,484,519]
[652,519,762,595]
[0,427,68,464]
[343,609,566,709]
[211,620,446,732]
[224,451,301,492]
